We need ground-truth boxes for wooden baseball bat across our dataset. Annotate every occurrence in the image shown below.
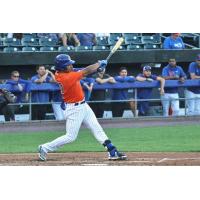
[106,37,124,62]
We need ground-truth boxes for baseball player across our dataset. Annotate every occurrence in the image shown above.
[185,54,200,115]
[38,54,127,161]
[136,66,165,116]
[161,58,186,116]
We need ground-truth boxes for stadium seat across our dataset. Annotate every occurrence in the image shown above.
[21,37,39,46]
[3,47,20,52]
[39,37,58,46]
[96,37,109,46]
[110,33,122,38]
[75,46,93,51]
[40,47,56,51]
[144,44,161,49]
[58,46,75,52]
[23,33,38,39]
[123,33,141,37]
[22,47,38,52]
[3,38,21,46]
[110,45,126,50]
[93,46,109,50]
[141,35,161,44]
[124,36,142,45]
[108,34,124,45]
[127,44,144,50]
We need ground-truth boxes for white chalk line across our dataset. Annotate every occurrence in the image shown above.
[157,157,200,163]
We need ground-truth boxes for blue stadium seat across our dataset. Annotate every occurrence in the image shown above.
[23,33,38,39]
[21,37,39,46]
[144,44,161,49]
[58,46,75,52]
[96,37,109,46]
[141,35,161,44]
[3,47,20,52]
[108,35,124,45]
[127,44,144,50]
[110,45,126,50]
[110,33,122,38]
[124,36,142,45]
[93,46,109,50]
[3,38,21,46]
[39,37,58,46]
[40,47,56,51]
[75,46,93,51]
[22,47,38,52]
[123,33,141,37]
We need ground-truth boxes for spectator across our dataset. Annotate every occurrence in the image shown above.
[49,67,65,120]
[112,67,136,117]
[136,66,165,116]
[60,33,80,47]
[31,65,56,120]
[1,71,31,121]
[161,58,186,117]
[185,54,200,115]
[90,68,116,118]
[7,33,23,40]
[37,33,62,43]
[80,76,95,101]
[77,33,97,46]
[163,33,185,49]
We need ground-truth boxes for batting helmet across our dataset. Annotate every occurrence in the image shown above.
[55,54,75,71]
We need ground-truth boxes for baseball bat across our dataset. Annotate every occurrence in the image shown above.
[106,37,124,62]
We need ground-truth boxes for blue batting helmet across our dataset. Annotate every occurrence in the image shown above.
[55,54,75,71]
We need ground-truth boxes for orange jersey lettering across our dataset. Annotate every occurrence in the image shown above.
[55,71,84,103]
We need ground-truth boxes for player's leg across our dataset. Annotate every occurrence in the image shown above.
[171,93,180,116]
[52,102,65,120]
[185,89,195,115]
[83,103,127,160]
[194,94,200,115]
[161,93,170,117]
[39,104,85,160]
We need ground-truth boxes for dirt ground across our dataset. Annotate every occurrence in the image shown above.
[0,117,200,166]
[0,152,200,166]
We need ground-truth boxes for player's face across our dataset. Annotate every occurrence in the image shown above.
[37,66,46,76]
[67,65,73,72]
[196,60,200,67]
[143,70,151,77]
[119,70,127,77]
[169,59,176,67]
[11,73,20,80]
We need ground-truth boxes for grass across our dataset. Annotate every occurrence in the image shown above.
[0,125,200,153]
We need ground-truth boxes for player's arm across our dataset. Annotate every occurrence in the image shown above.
[190,73,200,79]
[157,76,165,95]
[81,60,107,76]
[34,72,48,83]
[136,76,147,81]
[46,70,56,82]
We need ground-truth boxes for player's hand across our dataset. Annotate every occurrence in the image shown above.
[160,88,165,95]
[146,78,154,82]
[179,77,185,83]
[108,77,116,84]
[98,60,107,68]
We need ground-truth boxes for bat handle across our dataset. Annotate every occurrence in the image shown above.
[106,52,113,62]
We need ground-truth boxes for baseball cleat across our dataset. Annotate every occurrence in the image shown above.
[38,145,47,161]
[108,149,127,160]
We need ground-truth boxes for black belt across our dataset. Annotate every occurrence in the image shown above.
[74,100,85,106]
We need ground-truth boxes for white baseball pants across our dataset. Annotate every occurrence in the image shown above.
[185,89,200,116]
[43,102,108,152]
[52,103,66,120]
[161,93,180,117]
